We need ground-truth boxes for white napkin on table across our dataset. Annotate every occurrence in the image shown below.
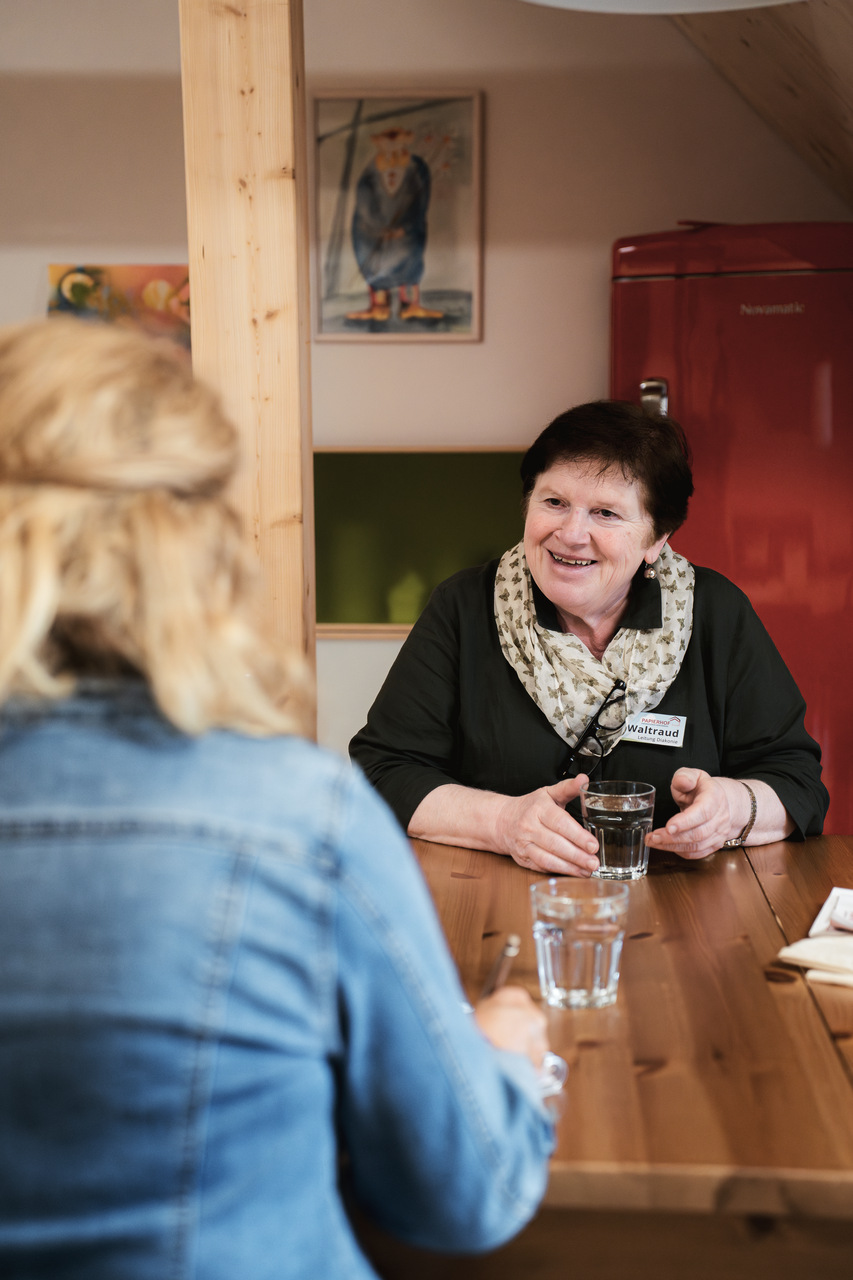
[776,887,853,988]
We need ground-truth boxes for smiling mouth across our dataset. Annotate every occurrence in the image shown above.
[549,552,595,567]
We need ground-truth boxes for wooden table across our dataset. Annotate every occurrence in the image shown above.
[358,835,853,1279]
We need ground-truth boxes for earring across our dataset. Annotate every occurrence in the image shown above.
[643,563,657,580]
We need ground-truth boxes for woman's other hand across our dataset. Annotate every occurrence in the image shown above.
[474,986,549,1071]
[647,768,794,857]
[494,775,601,876]
[646,767,740,858]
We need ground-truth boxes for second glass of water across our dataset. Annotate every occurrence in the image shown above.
[580,780,655,881]
[530,878,630,1009]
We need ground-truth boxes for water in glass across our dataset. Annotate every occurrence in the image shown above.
[580,782,656,881]
[530,880,629,1009]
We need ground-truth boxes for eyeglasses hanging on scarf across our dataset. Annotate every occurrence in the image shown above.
[561,678,627,779]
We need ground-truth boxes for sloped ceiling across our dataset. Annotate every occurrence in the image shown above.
[672,0,853,209]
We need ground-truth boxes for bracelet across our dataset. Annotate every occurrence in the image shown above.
[722,781,757,848]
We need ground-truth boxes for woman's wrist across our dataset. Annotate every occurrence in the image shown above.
[716,777,793,846]
[722,780,757,848]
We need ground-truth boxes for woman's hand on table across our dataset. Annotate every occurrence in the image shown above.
[474,986,549,1071]
[646,768,741,858]
[407,777,599,874]
[494,775,601,877]
[646,768,794,857]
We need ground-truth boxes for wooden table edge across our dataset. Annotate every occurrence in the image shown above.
[544,1161,853,1218]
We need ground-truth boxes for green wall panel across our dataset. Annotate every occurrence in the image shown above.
[314,451,525,625]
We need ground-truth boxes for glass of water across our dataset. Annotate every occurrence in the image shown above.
[530,878,630,1009]
[580,780,655,881]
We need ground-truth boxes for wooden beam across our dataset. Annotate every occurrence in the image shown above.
[178,0,315,671]
[672,1,853,211]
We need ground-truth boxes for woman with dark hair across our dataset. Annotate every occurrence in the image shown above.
[351,401,828,875]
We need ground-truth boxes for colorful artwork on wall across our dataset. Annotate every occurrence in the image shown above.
[47,264,191,352]
[313,92,482,341]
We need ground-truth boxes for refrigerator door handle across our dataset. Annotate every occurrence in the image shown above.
[639,377,669,416]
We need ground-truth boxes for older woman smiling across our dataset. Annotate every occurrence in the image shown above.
[351,401,828,875]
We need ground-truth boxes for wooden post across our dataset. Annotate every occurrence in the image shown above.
[178,0,315,677]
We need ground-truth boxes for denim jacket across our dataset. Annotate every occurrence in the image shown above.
[0,681,553,1279]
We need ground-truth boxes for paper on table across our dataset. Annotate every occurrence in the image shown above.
[804,968,853,990]
[777,934,853,973]
[808,886,853,936]
[776,887,853,986]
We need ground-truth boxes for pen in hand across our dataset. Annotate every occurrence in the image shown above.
[474,934,565,1093]
[479,933,521,998]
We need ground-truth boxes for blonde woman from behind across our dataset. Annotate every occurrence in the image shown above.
[0,320,553,1280]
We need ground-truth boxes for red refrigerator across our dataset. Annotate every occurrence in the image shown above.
[610,221,853,833]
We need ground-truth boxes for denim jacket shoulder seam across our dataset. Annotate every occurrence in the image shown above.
[309,767,356,1051]
[170,840,259,1279]
[0,814,331,866]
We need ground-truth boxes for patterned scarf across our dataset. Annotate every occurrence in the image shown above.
[494,541,694,754]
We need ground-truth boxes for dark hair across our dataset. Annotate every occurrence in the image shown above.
[520,400,694,538]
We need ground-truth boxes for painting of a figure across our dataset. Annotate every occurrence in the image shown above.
[314,94,482,341]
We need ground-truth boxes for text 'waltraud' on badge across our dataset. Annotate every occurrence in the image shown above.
[622,712,686,748]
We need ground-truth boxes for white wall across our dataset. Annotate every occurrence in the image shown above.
[0,1,186,319]
[2,0,850,755]
[317,637,405,757]
[305,0,851,448]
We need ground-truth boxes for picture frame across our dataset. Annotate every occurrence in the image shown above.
[312,91,483,342]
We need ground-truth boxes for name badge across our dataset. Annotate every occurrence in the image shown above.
[622,711,686,748]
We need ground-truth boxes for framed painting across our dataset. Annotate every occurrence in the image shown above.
[313,91,482,342]
[47,264,191,353]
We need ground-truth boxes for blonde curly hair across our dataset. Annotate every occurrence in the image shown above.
[0,318,311,736]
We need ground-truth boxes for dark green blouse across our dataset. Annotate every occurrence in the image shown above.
[350,560,828,838]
